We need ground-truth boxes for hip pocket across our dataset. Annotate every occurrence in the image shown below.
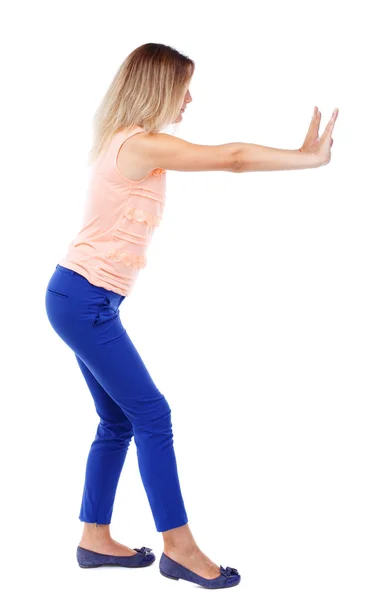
[47,288,69,298]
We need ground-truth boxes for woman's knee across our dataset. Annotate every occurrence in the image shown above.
[132,392,172,431]
[96,417,134,443]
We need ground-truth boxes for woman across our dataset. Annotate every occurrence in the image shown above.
[45,43,338,590]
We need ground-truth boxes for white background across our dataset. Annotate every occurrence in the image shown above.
[2,1,376,599]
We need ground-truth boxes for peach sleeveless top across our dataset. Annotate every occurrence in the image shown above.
[59,125,166,296]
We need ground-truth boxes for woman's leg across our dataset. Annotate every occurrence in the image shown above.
[75,325,221,576]
[45,265,188,532]
[74,355,143,556]
[74,326,188,533]
[45,265,220,577]
[75,354,134,526]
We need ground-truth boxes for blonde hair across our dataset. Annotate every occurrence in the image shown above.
[87,43,195,165]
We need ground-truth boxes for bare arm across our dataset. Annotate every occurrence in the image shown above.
[233,143,320,172]
[132,133,240,173]
[133,107,338,174]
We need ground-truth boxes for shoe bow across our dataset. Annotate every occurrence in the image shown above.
[133,546,153,556]
[220,565,239,577]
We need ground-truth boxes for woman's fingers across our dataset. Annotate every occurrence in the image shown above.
[301,107,322,151]
[312,106,321,138]
[321,108,339,141]
[305,106,320,142]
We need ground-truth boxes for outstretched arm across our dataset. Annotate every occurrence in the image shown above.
[129,106,339,174]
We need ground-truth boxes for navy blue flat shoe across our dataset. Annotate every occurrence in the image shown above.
[77,545,155,568]
[159,552,241,589]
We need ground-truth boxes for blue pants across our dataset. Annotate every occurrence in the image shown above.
[45,264,188,532]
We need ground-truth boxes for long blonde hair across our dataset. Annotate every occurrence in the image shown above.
[87,43,195,165]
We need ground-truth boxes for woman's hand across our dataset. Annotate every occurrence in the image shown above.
[299,107,339,167]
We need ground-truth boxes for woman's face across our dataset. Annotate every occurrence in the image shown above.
[174,87,192,123]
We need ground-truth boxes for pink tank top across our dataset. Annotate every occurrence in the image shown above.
[59,125,166,296]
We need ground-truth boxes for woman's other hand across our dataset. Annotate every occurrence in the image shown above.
[299,106,339,167]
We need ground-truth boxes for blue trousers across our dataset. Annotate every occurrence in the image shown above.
[45,264,188,532]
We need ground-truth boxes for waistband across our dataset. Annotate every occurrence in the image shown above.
[55,263,126,306]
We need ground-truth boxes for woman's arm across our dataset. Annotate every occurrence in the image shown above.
[131,107,338,174]
[233,143,320,172]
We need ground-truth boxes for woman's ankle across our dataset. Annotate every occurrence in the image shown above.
[164,543,200,557]
[81,522,112,542]
[162,523,199,553]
